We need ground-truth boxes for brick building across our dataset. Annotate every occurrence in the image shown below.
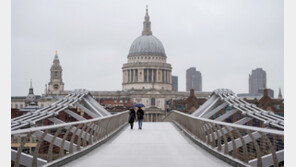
[170,89,207,114]
[244,89,284,117]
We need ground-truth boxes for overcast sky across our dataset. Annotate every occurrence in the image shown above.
[12,0,283,97]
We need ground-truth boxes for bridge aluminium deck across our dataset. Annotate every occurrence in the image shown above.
[64,122,231,167]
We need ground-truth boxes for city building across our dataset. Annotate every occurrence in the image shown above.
[169,89,207,114]
[244,89,284,117]
[172,75,178,91]
[249,68,266,95]
[186,67,202,91]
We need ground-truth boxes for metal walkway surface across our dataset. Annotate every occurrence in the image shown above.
[64,122,231,167]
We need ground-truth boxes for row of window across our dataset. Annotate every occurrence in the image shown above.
[113,100,128,104]
[130,56,165,60]
[12,103,45,109]
[11,137,37,143]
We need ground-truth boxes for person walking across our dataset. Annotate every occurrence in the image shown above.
[128,108,136,129]
[137,107,144,129]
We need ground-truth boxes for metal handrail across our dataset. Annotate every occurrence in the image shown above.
[172,110,283,135]
[11,110,129,167]
[12,111,129,135]
[168,110,284,167]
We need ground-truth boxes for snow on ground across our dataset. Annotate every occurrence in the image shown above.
[64,122,231,167]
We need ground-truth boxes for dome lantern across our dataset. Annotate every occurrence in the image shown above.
[142,5,152,36]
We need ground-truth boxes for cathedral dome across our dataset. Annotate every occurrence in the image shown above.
[128,35,166,57]
[128,6,166,58]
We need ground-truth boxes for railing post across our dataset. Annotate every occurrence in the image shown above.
[246,130,262,167]
[47,127,63,162]
[59,125,74,158]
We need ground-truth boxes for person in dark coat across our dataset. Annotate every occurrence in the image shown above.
[128,108,136,129]
[137,107,144,129]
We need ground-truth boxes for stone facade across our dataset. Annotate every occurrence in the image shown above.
[122,7,172,91]
[11,96,58,110]
[47,51,65,95]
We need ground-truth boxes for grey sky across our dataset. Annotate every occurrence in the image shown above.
[12,0,283,97]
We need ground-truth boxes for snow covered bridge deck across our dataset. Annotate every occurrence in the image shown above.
[64,122,231,167]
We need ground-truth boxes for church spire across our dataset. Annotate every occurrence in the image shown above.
[278,88,283,99]
[142,5,152,36]
[29,79,34,95]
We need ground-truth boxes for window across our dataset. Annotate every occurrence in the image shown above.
[274,104,280,109]
[176,105,185,110]
[237,113,241,119]
[151,98,155,106]
[252,119,261,127]
[41,104,44,108]
[125,100,128,103]
[54,71,58,77]
[119,100,123,103]
[54,84,59,89]
[15,104,18,109]
[20,104,23,109]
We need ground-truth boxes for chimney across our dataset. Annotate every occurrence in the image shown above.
[190,89,195,97]
[263,89,268,97]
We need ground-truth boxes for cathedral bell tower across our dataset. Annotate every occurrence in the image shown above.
[47,50,64,95]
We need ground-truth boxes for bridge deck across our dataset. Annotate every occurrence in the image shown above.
[64,122,231,167]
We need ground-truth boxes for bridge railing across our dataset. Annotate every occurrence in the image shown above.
[167,110,284,167]
[11,111,129,167]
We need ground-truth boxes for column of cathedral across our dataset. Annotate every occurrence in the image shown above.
[125,68,171,84]
[128,70,130,83]
[164,70,167,83]
[134,69,137,82]
[131,70,133,82]
[168,70,170,83]
[148,69,151,82]
[151,69,154,82]
[129,69,132,83]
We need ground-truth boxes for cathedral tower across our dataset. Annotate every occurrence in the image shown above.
[48,51,64,95]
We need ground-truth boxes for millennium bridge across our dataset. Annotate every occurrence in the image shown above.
[11,89,284,167]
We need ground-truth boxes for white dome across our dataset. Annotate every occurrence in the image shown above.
[128,35,166,57]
